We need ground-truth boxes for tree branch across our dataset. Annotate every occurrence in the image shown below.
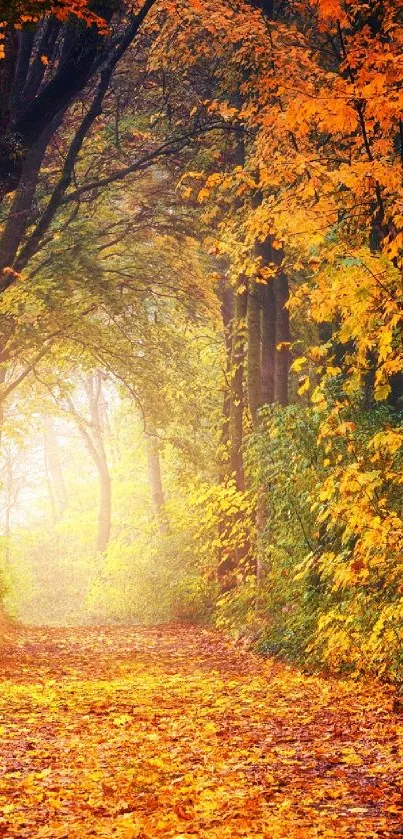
[61,122,244,205]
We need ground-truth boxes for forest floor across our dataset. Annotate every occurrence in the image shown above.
[0,626,403,838]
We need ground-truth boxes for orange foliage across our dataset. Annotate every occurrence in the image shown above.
[0,1,108,32]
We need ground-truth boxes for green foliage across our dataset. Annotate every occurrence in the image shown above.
[220,400,403,683]
[239,405,324,661]
[215,575,259,637]
[187,479,256,578]
[5,526,95,625]
[86,529,215,626]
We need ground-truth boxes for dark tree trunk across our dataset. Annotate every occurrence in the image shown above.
[261,281,276,404]
[0,1,157,204]
[247,280,263,429]
[0,29,19,197]
[274,272,290,406]
[230,279,248,491]
[11,30,35,113]
[218,279,234,481]
[253,234,280,407]
[0,121,58,274]
[0,5,111,200]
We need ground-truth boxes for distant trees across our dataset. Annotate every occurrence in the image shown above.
[43,416,68,522]
[65,372,112,553]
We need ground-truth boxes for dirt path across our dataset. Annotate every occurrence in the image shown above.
[0,625,402,838]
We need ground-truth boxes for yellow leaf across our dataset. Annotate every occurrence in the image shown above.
[291,356,307,373]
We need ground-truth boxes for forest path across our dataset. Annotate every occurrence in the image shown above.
[0,624,402,839]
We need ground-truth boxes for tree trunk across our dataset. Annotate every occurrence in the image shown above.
[0,120,61,277]
[247,280,263,429]
[43,417,68,520]
[4,450,12,541]
[0,0,157,270]
[97,462,112,555]
[87,372,111,554]
[230,279,248,491]
[274,272,290,406]
[0,353,6,451]
[44,444,57,527]
[218,279,234,481]
[69,372,112,554]
[261,281,276,404]
[145,424,167,535]
[0,3,115,200]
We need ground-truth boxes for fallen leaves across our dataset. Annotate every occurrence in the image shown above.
[0,625,402,838]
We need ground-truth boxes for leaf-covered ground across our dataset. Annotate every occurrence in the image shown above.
[0,625,403,838]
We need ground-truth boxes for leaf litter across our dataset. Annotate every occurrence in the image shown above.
[0,624,402,838]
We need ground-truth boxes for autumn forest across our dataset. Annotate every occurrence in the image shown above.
[1,0,403,836]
